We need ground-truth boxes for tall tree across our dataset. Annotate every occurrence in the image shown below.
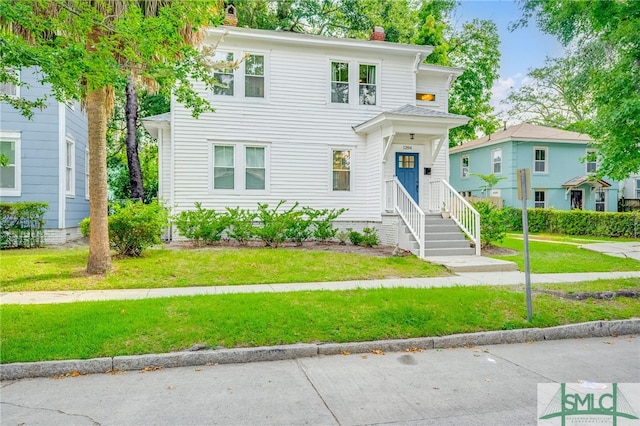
[125,75,144,201]
[514,0,640,180]
[504,56,592,131]
[1,0,220,273]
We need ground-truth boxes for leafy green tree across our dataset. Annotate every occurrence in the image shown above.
[1,0,220,273]
[514,0,640,180]
[471,173,507,195]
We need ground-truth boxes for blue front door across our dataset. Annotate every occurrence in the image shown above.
[396,153,419,203]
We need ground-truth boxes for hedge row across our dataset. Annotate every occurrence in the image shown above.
[0,202,48,249]
[503,207,640,238]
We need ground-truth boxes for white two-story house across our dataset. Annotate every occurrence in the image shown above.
[143,25,479,257]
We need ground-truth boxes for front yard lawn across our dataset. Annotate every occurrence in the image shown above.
[0,246,448,292]
[2,279,638,363]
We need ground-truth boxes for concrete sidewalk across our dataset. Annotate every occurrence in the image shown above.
[2,270,639,305]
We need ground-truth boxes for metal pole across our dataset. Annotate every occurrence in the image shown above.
[520,170,533,322]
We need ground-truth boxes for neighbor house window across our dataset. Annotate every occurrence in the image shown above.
[0,69,19,97]
[332,149,351,191]
[586,149,598,174]
[213,51,235,96]
[245,54,264,98]
[65,137,75,196]
[358,64,376,105]
[85,148,90,200]
[213,145,235,189]
[331,62,349,104]
[636,179,640,199]
[595,188,606,212]
[0,132,21,196]
[492,148,502,174]
[534,147,548,173]
[534,190,546,208]
[461,155,469,178]
[245,146,265,190]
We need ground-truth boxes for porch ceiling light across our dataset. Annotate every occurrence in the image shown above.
[410,133,415,140]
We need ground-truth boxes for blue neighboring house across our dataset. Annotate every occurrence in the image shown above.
[0,68,89,244]
[449,123,618,212]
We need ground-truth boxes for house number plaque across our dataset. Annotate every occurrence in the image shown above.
[402,145,414,150]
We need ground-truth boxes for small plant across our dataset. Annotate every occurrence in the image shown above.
[362,227,380,247]
[336,229,349,245]
[313,208,347,243]
[347,228,364,246]
[254,200,298,247]
[226,207,257,245]
[174,202,229,246]
[83,200,169,257]
[473,201,506,248]
[285,207,318,246]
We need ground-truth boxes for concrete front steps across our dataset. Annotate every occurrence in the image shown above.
[398,213,518,272]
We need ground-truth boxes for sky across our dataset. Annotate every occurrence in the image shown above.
[454,0,565,122]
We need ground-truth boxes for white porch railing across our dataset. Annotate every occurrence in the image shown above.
[429,179,481,255]
[385,177,425,258]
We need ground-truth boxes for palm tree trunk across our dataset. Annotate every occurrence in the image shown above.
[86,86,112,274]
[125,75,145,201]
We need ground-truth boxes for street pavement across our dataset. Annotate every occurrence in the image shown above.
[1,336,638,425]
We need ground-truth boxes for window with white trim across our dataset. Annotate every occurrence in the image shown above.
[461,155,469,178]
[213,51,235,96]
[332,149,351,191]
[0,69,19,97]
[534,190,546,208]
[0,132,21,196]
[636,179,640,199]
[358,64,376,105]
[534,147,548,173]
[595,188,606,212]
[213,145,235,189]
[85,148,90,200]
[331,62,349,104]
[65,137,75,196]
[245,146,265,190]
[586,149,598,174]
[492,148,502,174]
[245,54,264,98]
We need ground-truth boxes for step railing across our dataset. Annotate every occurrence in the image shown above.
[385,177,425,258]
[429,179,481,255]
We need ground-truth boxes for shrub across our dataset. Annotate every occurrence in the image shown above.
[83,200,169,256]
[174,202,229,246]
[336,229,349,245]
[285,207,318,246]
[361,227,380,247]
[347,228,364,246]
[313,208,347,242]
[473,201,506,248]
[0,202,48,249]
[226,207,257,245]
[254,201,298,247]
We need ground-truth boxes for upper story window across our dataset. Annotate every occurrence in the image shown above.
[461,155,469,178]
[213,51,235,96]
[332,149,351,191]
[331,62,349,104]
[0,69,19,97]
[492,148,502,174]
[245,54,264,98]
[416,93,436,102]
[534,147,548,173]
[358,64,376,106]
[65,137,75,196]
[0,131,21,196]
[586,149,598,174]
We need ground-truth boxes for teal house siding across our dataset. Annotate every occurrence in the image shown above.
[450,124,619,212]
[0,68,89,242]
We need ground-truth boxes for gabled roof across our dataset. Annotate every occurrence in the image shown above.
[353,104,469,134]
[450,123,592,153]
[562,176,611,188]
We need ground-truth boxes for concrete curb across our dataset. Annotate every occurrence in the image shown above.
[2,319,638,381]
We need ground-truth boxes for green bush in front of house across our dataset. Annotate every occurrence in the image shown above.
[473,201,507,248]
[0,202,48,249]
[502,207,640,238]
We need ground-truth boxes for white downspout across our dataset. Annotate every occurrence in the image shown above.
[58,102,66,237]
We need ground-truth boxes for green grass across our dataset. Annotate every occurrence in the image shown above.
[491,237,640,273]
[0,247,448,292]
[2,279,638,363]
[507,232,640,244]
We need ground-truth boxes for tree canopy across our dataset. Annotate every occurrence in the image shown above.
[513,0,640,180]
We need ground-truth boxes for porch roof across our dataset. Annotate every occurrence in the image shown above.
[352,104,470,135]
[141,112,171,138]
[562,176,611,188]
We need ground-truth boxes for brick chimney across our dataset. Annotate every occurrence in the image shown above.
[224,5,238,27]
[370,26,385,41]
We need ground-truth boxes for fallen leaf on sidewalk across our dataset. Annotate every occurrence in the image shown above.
[141,366,163,373]
[406,347,423,353]
[361,355,368,359]
[433,386,439,390]
[341,351,350,355]
[371,349,385,355]
[167,386,174,390]
[604,341,613,345]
